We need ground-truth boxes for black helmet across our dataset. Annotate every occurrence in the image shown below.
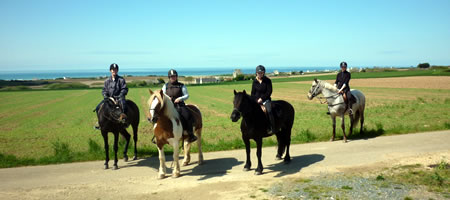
[340,61,347,68]
[168,69,178,77]
[110,63,119,71]
[256,65,265,73]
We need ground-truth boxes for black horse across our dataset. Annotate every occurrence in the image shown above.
[96,97,139,169]
[230,90,295,175]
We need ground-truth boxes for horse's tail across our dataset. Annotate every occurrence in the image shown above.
[353,109,361,126]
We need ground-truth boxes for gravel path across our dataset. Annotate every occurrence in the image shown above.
[0,130,449,200]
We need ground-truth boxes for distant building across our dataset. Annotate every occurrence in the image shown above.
[195,77,219,84]
[273,70,279,75]
[233,69,243,78]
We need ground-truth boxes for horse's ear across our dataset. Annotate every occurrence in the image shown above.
[159,89,164,99]
[243,90,247,95]
[149,89,154,95]
[314,78,318,83]
[234,90,237,95]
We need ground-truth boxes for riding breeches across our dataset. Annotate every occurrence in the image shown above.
[175,104,194,134]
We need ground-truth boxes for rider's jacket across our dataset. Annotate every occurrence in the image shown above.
[102,75,128,99]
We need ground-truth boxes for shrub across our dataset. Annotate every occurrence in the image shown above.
[417,63,430,69]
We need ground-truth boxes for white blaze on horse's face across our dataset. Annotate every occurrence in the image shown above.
[307,81,319,100]
[150,97,160,121]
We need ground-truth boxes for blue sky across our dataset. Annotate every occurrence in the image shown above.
[0,0,449,71]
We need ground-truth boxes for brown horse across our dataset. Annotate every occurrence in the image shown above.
[147,89,203,179]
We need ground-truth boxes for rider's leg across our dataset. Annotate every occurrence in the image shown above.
[179,106,197,143]
[119,97,127,115]
[346,91,353,115]
[264,100,278,134]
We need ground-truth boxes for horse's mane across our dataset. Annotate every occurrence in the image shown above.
[150,90,180,120]
[318,80,338,92]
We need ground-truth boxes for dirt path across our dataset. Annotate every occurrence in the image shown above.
[1,130,449,200]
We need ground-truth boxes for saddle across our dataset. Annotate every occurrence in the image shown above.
[259,103,282,118]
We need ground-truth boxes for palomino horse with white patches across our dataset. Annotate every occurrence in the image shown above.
[307,79,366,142]
[147,89,203,179]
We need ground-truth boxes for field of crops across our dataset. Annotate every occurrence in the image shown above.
[1,74,449,168]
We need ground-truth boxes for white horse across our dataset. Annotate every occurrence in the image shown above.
[147,89,203,179]
[307,79,366,142]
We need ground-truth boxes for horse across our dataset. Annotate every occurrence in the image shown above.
[230,90,295,175]
[96,97,140,169]
[307,79,366,142]
[147,89,203,179]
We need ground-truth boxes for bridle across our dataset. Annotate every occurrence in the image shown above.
[311,83,343,106]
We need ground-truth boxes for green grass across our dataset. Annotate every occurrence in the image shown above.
[0,71,449,168]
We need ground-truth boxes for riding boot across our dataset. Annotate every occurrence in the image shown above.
[267,112,278,135]
[348,101,354,115]
[265,100,278,135]
[178,105,197,143]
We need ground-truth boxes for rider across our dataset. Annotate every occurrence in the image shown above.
[94,63,128,129]
[162,69,197,143]
[251,65,277,134]
[334,61,354,115]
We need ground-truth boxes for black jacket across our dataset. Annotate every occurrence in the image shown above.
[335,71,351,92]
[102,75,128,99]
[251,76,272,102]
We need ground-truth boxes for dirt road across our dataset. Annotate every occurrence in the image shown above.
[1,130,449,200]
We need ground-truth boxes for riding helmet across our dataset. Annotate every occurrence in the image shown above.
[340,61,347,68]
[256,65,266,73]
[168,69,178,77]
[110,63,119,71]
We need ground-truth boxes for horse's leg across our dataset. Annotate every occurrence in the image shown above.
[255,137,264,175]
[157,146,166,179]
[284,129,292,163]
[360,110,365,134]
[275,134,285,160]
[349,113,354,136]
[120,129,131,162]
[243,136,251,171]
[341,115,347,143]
[197,128,204,165]
[112,132,119,170]
[132,124,138,160]
[172,140,181,178]
[331,117,336,141]
[101,131,109,169]
[182,139,191,166]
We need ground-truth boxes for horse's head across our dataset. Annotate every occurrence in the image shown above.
[231,90,251,122]
[307,78,323,100]
[147,89,165,124]
[104,97,127,124]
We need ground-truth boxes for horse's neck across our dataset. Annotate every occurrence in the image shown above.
[320,83,344,104]
[242,97,265,123]
[163,98,180,120]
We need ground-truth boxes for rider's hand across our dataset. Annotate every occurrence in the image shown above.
[257,98,263,104]
[338,90,343,94]
[174,98,181,103]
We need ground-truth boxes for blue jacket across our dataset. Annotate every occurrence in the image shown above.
[102,75,128,99]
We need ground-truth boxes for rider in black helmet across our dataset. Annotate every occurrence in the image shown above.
[162,69,197,143]
[333,61,354,115]
[251,65,278,134]
[94,63,128,129]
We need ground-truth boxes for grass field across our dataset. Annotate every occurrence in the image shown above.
[1,71,449,168]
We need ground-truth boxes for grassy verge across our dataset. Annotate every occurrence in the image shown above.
[264,160,449,199]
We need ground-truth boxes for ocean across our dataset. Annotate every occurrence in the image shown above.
[0,66,341,80]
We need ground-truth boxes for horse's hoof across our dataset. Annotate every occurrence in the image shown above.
[132,156,138,160]
[104,164,109,169]
[243,167,251,172]
[182,162,189,166]
[343,139,347,143]
[330,138,335,142]
[158,174,165,179]
[113,165,119,170]
[275,156,283,161]
[254,171,263,175]
[284,158,291,164]
[123,156,129,162]
[172,172,180,178]
[198,160,204,165]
